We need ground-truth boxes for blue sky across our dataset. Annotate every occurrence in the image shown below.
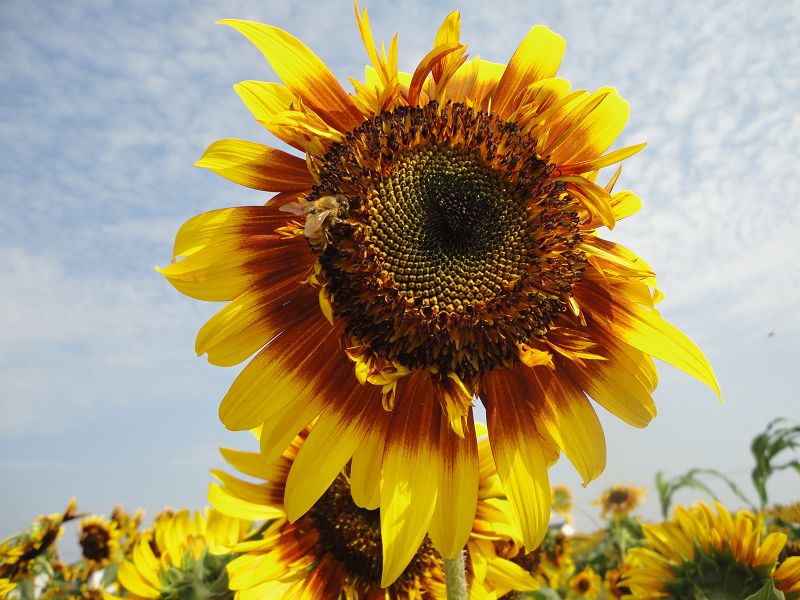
[1,0,798,548]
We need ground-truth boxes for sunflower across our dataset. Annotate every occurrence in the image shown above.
[160,3,720,583]
[604,563,632,599]
[110,505,145,558]
[211,425,539,598]
[0,578,15,598]
[623,501,800,598]
[551,485,574,524]
[78,515,121,568]
[567,566,602,598]
[594,484,646,519]
[0,498,79,582]
[116,508,251,599]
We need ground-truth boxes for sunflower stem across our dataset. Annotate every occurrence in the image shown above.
[443,551,467,600]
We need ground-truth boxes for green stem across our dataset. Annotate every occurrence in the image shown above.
[443,551,467,600]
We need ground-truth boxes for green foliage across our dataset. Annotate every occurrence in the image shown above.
[655,468,754,518]
[744,580,787,600]
[751,419,800,510]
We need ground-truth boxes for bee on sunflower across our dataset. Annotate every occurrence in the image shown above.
[160,2,719,584]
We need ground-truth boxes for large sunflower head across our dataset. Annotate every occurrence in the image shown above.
[623,501,800,599]
[116,508,251,600]
[160,3,720,584]
[210,426,539,598]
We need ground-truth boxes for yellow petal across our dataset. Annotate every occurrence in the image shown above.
[283,386,385,521]
[558,142,646,176]
[587,288,721,399]
[534,369,606,485]
[219,20,362,132]
[492,26,565,117]
[349,423,386,510]
[208,483,283,521]
[196,284,313,367]
[408,42,464,106]
[380,375,439,587]
[195,139,312,192]
[547,86,630,165]
[218,317,345,430]
[483,370,552,550]
[428,413,479,558]
[234,81,307,152]
[284,407,366,522]
[258,398,324,465]
[118,560,158,598]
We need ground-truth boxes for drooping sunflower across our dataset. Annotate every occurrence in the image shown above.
[160,3,720,584]
[0,498,79,582]
[567,566,602,598]
[623,501,800,598]
[551,485,574,525]
[594,484,647,519]
[115,508,251,599]
[210,425,539,599]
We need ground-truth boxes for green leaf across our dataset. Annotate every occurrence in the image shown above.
[743,580,786,600]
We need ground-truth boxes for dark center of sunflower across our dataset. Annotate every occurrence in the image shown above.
[305,474,440,592]
[308,101,584,382]
[578,577,591,592]
[79,524,110,562]
[607,490,630,505]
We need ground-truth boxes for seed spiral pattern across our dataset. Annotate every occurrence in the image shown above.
[307,101,585,381]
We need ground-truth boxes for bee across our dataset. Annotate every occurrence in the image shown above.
[281,195,346,251]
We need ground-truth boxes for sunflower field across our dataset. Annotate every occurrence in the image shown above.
[1,419,797,599]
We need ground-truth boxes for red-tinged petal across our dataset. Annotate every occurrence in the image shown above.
[548,87,630,166]
[234,81,307,152]
[218,316,343,430]
[492,26,565,118]
[220,20,363,133]
[350,417,388,510]
[196,284,317,367]
[284,387,387,522]
[195,139,313,192]
[380,372,439,587]
[482,369,552,550]
[428,411,479,558]
[577,282,721,399]
[530,367,606,485]
[170,206,287,258]
[407,42,465,106]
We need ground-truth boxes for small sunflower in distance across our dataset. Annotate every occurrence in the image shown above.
[624,502,800,599]
[78,515,121,568]
[160,2,720,583]
[210,426,539,599]
[567,566,602,598]
[594,484,647,519]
